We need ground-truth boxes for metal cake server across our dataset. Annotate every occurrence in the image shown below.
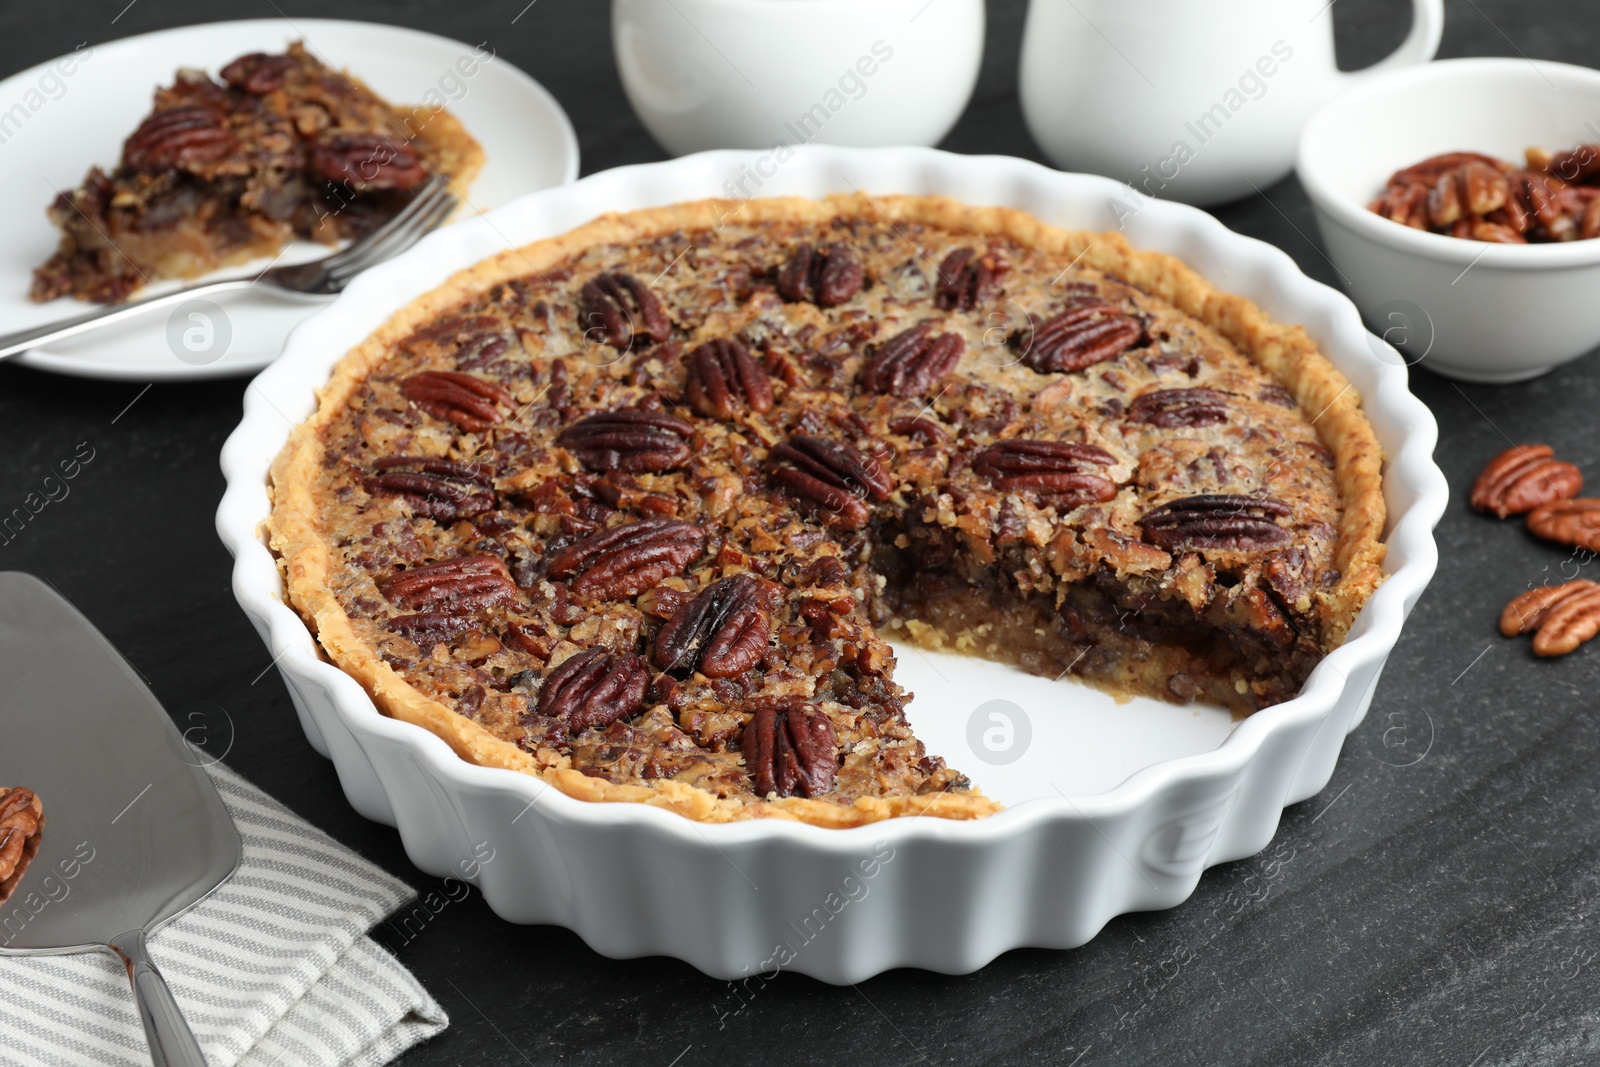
[0,572,242,1067]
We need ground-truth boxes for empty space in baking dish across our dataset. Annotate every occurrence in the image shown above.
[893,644,1235,805]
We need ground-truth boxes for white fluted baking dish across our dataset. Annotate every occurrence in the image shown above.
[217,147,1448,982]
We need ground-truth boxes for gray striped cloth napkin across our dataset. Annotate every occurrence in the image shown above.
[0,763,447,1067]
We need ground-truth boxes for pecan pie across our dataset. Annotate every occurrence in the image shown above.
[269,195,1386,826]
[30,42,482,304]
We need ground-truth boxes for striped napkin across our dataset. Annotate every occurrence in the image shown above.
[0,763,447,1067]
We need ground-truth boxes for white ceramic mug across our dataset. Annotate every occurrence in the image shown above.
[1019,0,1444,206]
[612,0,985,156]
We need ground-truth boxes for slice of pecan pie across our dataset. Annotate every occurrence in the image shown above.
[30,42,482,304]
[268,195,1386,827]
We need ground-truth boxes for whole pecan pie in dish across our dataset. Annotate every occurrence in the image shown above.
[30,42,482,304]
[268,195,1386,826]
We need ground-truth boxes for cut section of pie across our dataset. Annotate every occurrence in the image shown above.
[30,42,482,304]
[267,195,1386,826]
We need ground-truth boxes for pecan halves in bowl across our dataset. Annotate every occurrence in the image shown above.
[0,787,43,902]
[1426,160,1511,228]
[1138,494,1294,552]
[1387,152,1509,188]
[365,456,496,521]
[1512,170,1578,242]
[579,272,672,350]
[1544,144,1600,185]
[1368,153,1511,232]
[744,702,839,799]
[777,242,864,307]
[860,321,964,398]
[652,572,781,678]
[684,337,774,420]
[1501,580,1600,657]
[1369,181,1431,230]
[767,435,892,530]
[972,440,1118,505]
[400,371,514,433]
[537,647,649,731]
[547,518,707,601]
[1469,444,1582,518]
[1368,148,1600,243]
[1526,498,1600,552]
[557,409,695,473]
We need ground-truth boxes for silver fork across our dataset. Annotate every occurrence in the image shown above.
[0,176,458,361]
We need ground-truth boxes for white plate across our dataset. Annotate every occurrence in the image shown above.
[0,18,578,381]
[219,147,1449,982]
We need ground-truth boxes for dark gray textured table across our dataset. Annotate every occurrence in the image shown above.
[2,2,1597,1064]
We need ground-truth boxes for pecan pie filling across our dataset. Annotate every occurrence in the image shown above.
[270,196,1385,825]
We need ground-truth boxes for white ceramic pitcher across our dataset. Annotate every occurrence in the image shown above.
[1019,0,1444,206]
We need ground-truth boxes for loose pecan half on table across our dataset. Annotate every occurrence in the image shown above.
[1527,498,1600,553]
[1469,444,1582,519]
[1501,580,1600,657]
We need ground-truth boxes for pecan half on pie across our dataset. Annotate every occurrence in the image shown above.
[30,42,482,304]
[269,195,1386,826]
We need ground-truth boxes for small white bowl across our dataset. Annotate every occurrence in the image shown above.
[1298,57,1600,383]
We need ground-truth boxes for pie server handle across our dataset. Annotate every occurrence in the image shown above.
[108,929,210,1067]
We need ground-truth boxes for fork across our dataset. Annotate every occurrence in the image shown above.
[0,176,459,362]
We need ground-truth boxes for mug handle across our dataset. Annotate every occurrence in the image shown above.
[1341,0,1444,84]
